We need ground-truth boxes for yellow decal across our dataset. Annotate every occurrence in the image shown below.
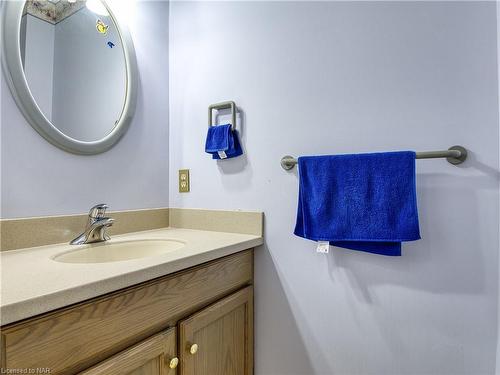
[96,19,108,35]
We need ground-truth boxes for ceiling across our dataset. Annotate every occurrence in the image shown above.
[25,0,86,24]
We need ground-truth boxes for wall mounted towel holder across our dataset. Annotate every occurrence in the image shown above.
[280,145,468,170]
[209,101,236,131]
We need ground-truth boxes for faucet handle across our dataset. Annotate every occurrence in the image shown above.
[88,204,108,219]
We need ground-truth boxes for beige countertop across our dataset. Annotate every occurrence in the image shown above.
[0,227,263,326]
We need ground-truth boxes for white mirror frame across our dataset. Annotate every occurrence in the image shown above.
[1,0,138,155]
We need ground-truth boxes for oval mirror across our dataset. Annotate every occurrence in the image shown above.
[1,0,137,154]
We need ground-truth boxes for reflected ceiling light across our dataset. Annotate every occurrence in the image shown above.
[106,0,135,25]
[86,0,109,16]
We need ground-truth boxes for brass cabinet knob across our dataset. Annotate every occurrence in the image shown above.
[189,343,199,354]
[169,357,179,369]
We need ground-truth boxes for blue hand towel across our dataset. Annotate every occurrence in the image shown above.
[294,151,420,256]
[205,124,243,159]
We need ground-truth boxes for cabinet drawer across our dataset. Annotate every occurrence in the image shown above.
[1,250,253,374]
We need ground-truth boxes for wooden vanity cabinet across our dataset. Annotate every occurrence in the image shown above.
[179,286,253,375]
[79,328,178,375]
[78,286,253,375]
[1,250,254,375]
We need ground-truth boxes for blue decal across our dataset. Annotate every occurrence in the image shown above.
[107,41,115,49]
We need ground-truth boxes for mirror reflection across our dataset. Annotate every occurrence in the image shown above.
[20,0,127,142]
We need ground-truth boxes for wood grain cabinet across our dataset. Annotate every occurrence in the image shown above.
[79,328,178,375]
[179,287,253,375]
[1,250,254,375]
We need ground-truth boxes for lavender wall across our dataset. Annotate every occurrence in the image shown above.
[22,14,54,121]
[169,2,500,374]
[1,0,170,218]
[52,7,126,142]
[2,1,500,373]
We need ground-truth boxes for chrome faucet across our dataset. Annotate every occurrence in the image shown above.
[70,204,115,245]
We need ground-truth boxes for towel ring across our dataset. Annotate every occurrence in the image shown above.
[208,101,236,131]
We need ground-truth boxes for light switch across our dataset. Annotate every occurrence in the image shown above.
[179,169,190,193]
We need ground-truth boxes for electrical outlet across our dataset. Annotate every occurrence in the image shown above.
[179,169,190,193]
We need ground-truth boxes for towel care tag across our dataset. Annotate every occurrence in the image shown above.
[317,241,330,253]
[218,151,227,159]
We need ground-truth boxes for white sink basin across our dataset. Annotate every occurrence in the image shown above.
[53,239,185,264]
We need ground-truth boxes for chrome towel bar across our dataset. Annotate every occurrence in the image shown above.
[280,145,467,170]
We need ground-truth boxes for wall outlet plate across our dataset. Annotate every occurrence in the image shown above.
[179,169,190,193]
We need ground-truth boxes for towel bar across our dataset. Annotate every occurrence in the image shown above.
[280,145,467,170]
[208,101,236,131]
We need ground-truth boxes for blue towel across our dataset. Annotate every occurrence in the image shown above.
[294,151,420,256]
[205,124,243,159]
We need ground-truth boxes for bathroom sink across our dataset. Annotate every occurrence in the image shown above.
[53,239,185,264]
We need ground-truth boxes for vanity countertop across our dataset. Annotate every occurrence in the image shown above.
[0,227,263,326]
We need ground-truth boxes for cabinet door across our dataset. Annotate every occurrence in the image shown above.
[79,328,178,375]
[179,287,253,375]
